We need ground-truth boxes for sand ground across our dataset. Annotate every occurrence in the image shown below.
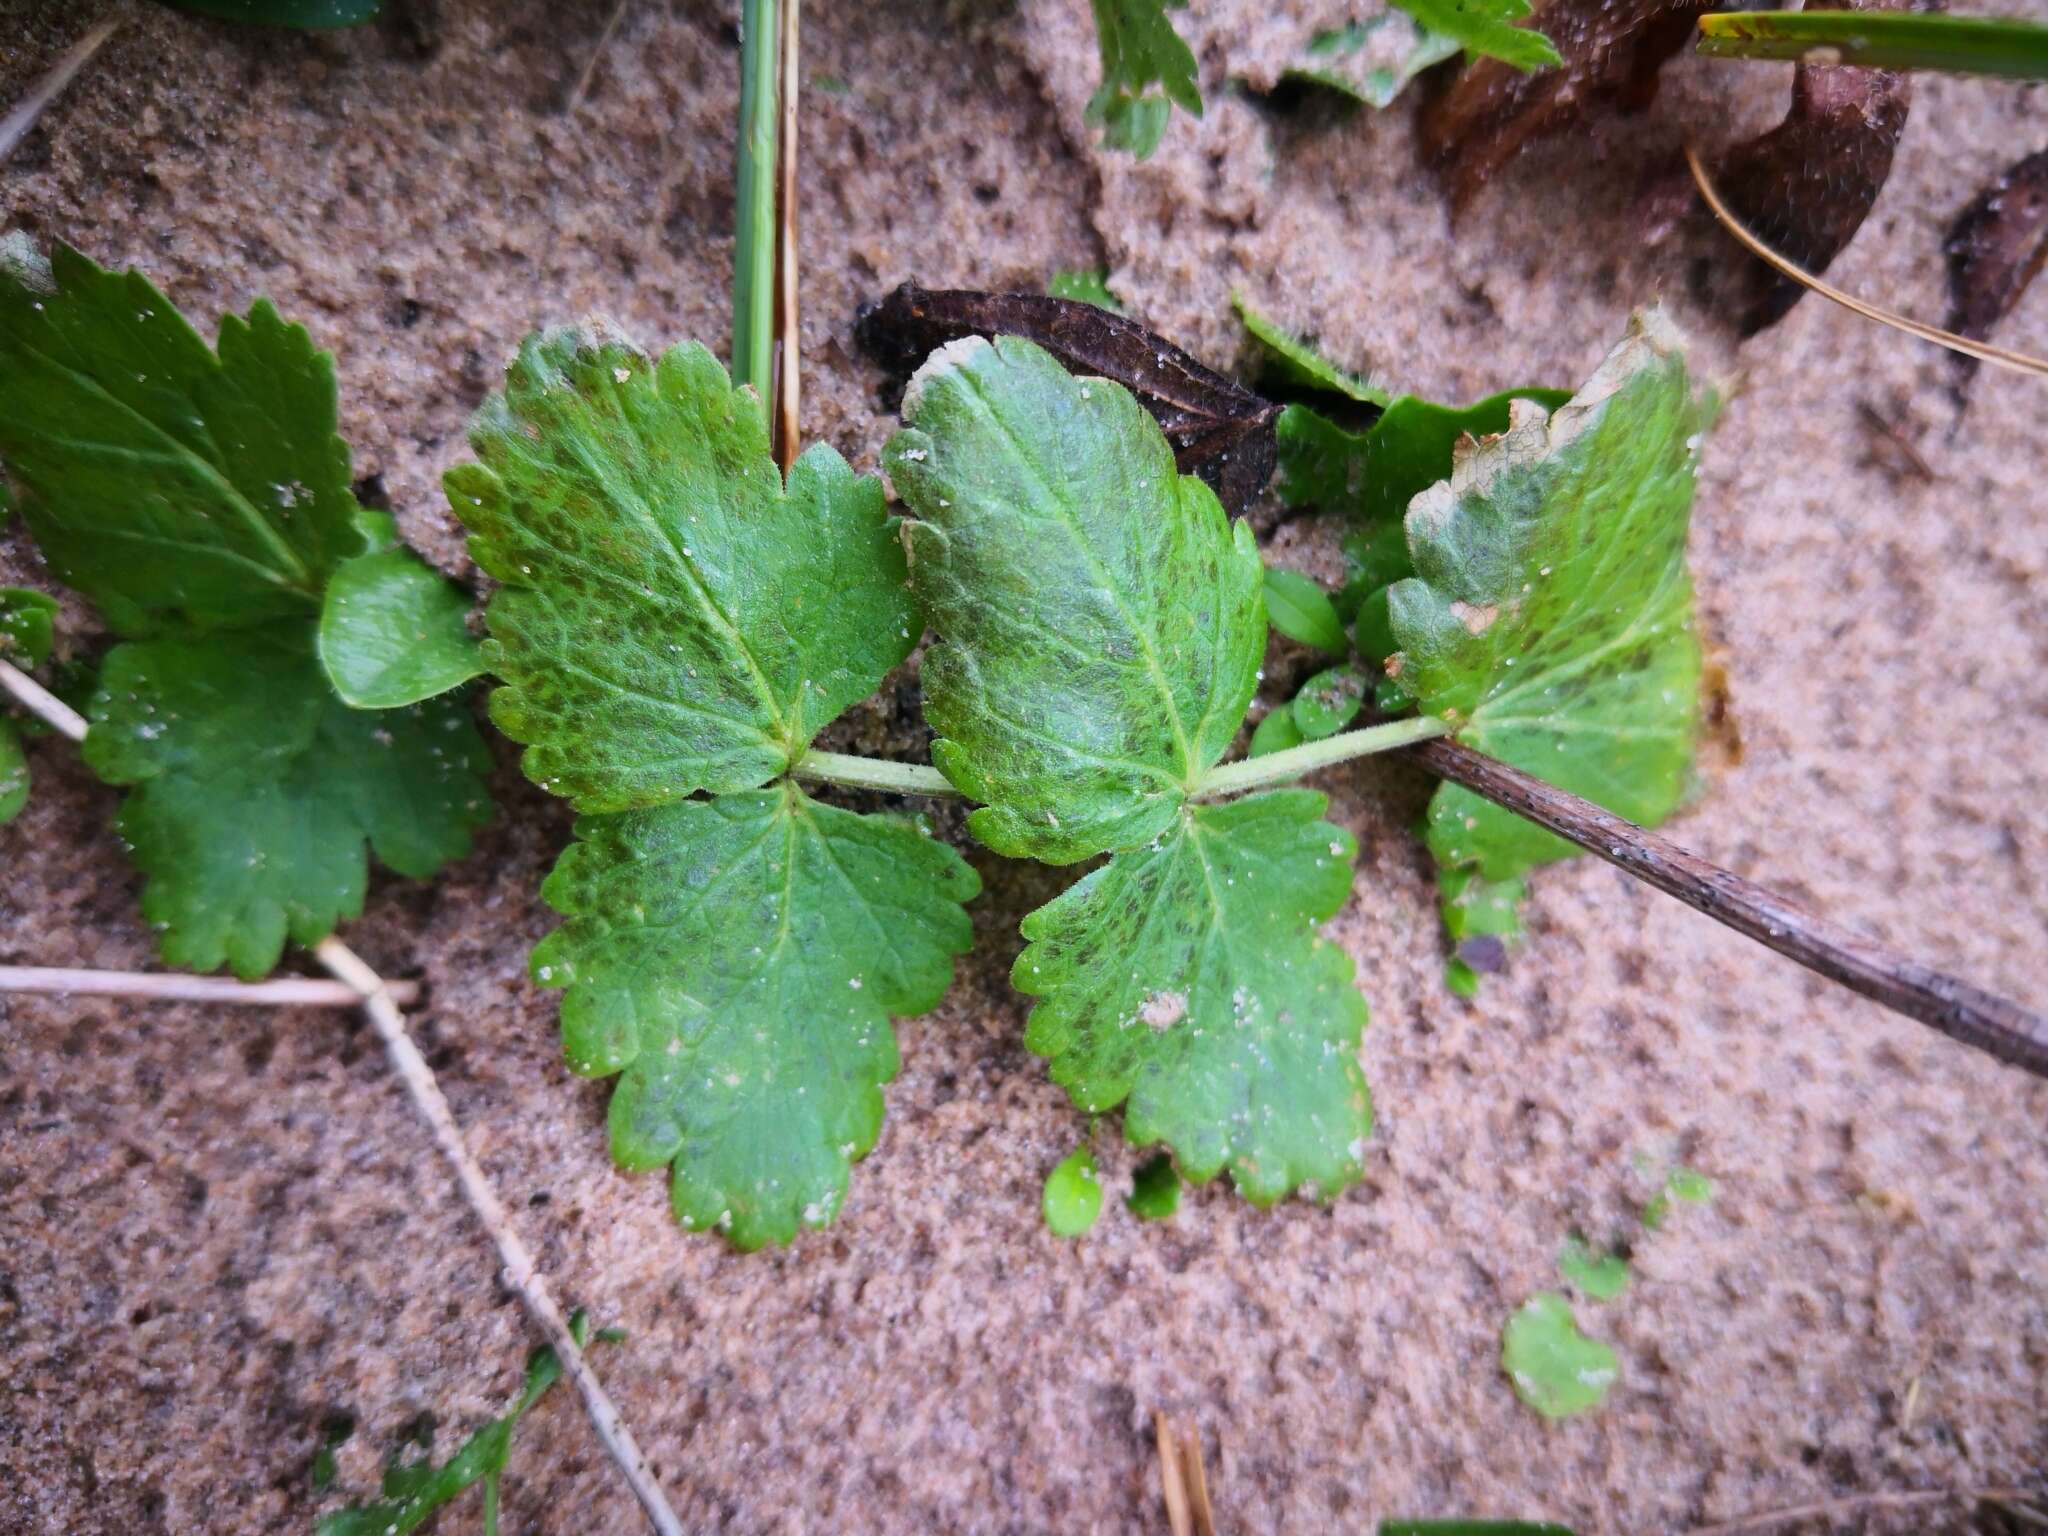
[1,2,2043,1532]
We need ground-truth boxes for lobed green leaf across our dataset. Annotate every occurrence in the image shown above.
[1016,790,1372,1203]
[1388,311,1708,886]
[891,335,1263,864]
[1501,1293,1618,1418]
[0,587,58,668]
[83,625,491,978]
[531,785,978,1249]
[1085,0,1203,157]
[1391,0,1563,71]
[0,240,359,636]
[456,330,916,813]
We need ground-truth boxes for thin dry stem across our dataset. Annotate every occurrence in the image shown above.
[0,8,125,163]
[314,938,685,1536]
[1687,144,2048,378]
[0,965,416,1007]
[1155,1412,1194,1536]
[772,0,801,473]
[0,657,86,742]
[564,0,633,113]
[1688,1486,2044,1535]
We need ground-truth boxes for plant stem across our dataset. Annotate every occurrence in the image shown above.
[315,938,685,1536]
[1695,10,2048,81]
[1413,737,2048,1080]
[0,965,417,1008]
[733,0,781,399]
[772,0,801,472]
[1194,715,1451,798]
[792,747,958,797]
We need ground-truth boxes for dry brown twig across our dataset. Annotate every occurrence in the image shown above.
[0,654,684,1535]
[1687,1485,2046,1535]
[0,6,126,163]
[0,965,417,1007]
[1155,1413,1218,1536]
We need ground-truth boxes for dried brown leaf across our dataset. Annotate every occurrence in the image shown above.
[1419,0,1714,209]
[1944,146,2048,383]
[1709,58,1911,335]
[855,282,1281,517]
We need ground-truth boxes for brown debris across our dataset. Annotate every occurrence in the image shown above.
[1707,56,1911,335]
[1943,146,2048,387]
[855,281,1281,516]
[1420,0,1716,210]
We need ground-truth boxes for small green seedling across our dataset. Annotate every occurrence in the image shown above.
[1044,1145,1105,1237]
[1501,1292,1618,1419]
[316,1313,621,1536]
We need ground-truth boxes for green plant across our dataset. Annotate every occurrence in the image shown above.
[315,1312,622,1536]
[0,240,492,978]
[1696,9,2048,80]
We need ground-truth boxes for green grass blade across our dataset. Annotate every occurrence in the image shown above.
[733,0,782,395]
[1697,10,2048,80]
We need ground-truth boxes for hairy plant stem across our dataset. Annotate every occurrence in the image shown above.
[1194,716,1451,797]
[733,0,781,400]
[792,747,956,797]
[0,655,684,1535]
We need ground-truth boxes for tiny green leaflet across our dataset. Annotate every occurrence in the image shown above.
[1235,295,1392,407]
[0,722,26,824]
[891,334,1263,864]
[532,787,977,1250]
[85,625,491,979]
[1263,565,1347,654]
[1047,269,1123,313]
[1391,0,1562,71]
[0,587,57,667]
[1086,0,1202,156]
[1281,17,1461,110]
[1501,1293,1618,1418]
[457,330,917,813]
[319,547,483,709]
[1387,310,1709,893]
[1043,1144,1105,1237]
[1127,1151,1181,1219]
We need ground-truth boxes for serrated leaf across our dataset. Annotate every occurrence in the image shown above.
[0,587,58,667]
[0,240,359,637]
[1388,312,1707,886]
[1047,269,1123,312]
[1127,1151,1181,1219]
[1263,565,1345,653]
[0,720,26,823]
[1501,1293,1617,1419]
[1016,790,1372,1203]
[1086,0,1202,158]
[163,0,383,25]
[319,547,483,708]
[316,1312,605,1536]
[1392,0,1563,70]
[531,785,978,1250]
[456,331,915,814]
[891,335,1263,864]
[1235,297,1392,407]
[1043,1145,1104,1237]
[82,625,492,978]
